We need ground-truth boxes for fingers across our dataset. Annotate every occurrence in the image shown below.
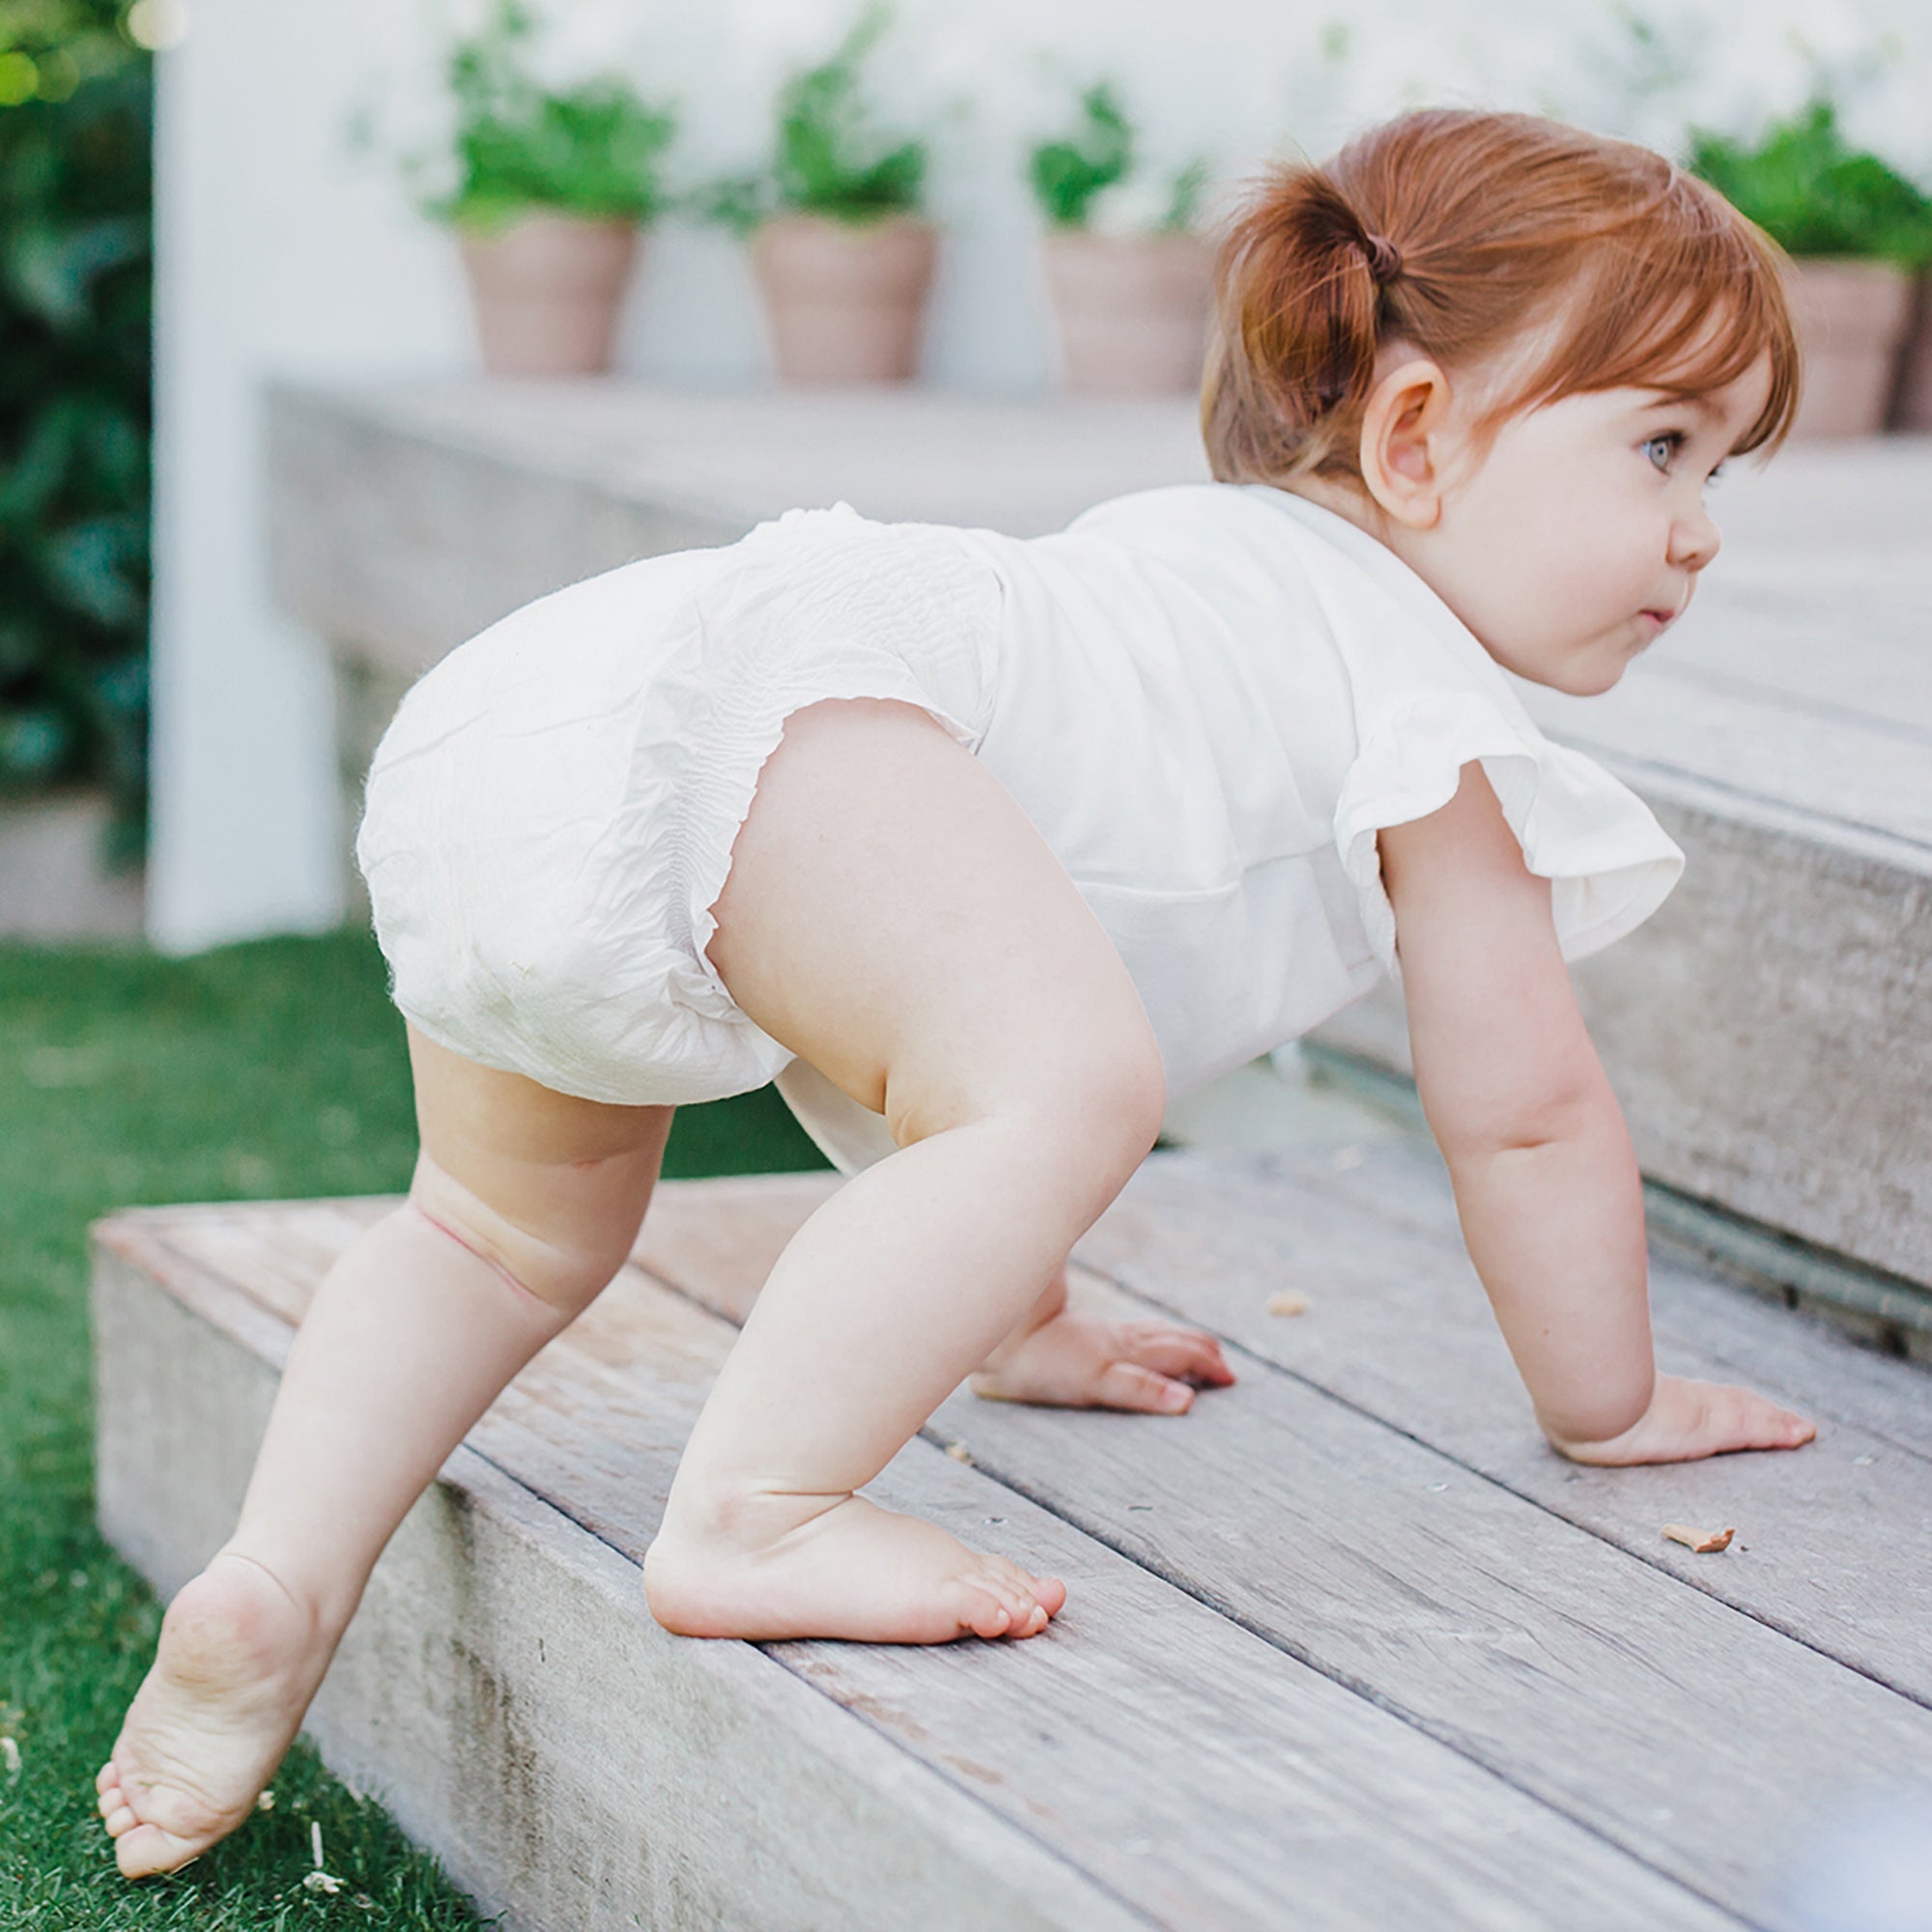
[1118,1320,1236,1387]
[1095,1359,1196,1413]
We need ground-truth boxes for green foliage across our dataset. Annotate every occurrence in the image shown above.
[0,0,150,857]
[426,0,679,231]
[1688,97,1932,269]
[0,923,825,1927]
[693,3,926,239]
[1160,156,1213,236]
[1028,81,1132,230]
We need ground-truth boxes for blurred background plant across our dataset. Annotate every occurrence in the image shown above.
[1688,94,1932,267]
[695,2,927,239]
[0,0,151,869]
[1029,80,1132,229]
[406,0,679,232]
[1027,78,1211,238]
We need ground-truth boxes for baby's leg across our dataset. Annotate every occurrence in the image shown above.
[98,1032,673,1879]
[643,696,1167,1644]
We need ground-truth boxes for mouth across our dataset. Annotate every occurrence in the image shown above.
[1638,607,1677,636]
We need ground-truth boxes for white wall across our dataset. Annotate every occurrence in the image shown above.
[148,0,1932,952]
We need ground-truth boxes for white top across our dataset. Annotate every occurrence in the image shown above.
[359,468,1687,1166]
[776,482,1686,1175]
[958,483,1683,1095]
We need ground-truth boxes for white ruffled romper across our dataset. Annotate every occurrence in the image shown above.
[355,484,1685,1176]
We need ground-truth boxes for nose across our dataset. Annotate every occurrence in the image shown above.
[1670,499,1721,572]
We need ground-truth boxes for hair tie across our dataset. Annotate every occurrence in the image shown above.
[1362,232,1403,285]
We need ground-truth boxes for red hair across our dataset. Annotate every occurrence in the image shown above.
[1201,108,1801,487]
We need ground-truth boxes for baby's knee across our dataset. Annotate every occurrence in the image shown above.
[408,1153,628,1317]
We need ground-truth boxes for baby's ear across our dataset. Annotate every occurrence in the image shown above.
[1359,358,1451,529]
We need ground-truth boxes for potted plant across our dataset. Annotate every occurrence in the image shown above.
[1689,98,1932,437]
[1028,81,1215,395]
[420,2,679,377]
[696,4,935,385]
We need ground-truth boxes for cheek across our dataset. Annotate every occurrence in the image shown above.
[1492,487,1653,621]
[1462,486,1605,623]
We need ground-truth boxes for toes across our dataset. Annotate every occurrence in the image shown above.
[96,1761,117,1795]
[105,1804,136,1836]
[960,1591,1011,1640]
[115,1819,206,1881]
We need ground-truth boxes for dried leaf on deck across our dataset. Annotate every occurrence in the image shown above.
[1662,1522,1735,1553]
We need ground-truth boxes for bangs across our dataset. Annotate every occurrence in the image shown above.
[1499,173,1801,456]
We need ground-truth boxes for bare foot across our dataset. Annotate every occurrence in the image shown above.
[97,1551,332,1880]
[1547,1374,1817,1466]
[643,1491,1067,1643]
[971,1303,1236,1412]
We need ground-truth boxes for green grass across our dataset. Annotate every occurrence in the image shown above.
[0,924,826,1928]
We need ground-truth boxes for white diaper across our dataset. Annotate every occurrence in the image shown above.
[355,502,1005,1108]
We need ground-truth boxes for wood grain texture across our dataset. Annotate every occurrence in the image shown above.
[1071,1146,1932,1710]
[100,1196,1750,1932]
[92,1239,1128,1932]
[628,1168,1932,1931]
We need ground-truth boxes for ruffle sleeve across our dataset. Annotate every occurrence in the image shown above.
[1259,491,1688,986]
[1333,689,1686,982]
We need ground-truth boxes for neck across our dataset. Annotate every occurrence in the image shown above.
[1277,473,1392,546]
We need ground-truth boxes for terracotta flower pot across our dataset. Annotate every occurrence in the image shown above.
[1040,230,1215,395]
[750,213,937,384]
[1783,258,1916,438]
[457,213,641,377]
[1887,270,1932,431]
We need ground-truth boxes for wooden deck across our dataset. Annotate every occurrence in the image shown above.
[93,1135,1932,1931]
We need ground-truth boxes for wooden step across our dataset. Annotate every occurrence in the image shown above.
[268,385,1932,1289]
[92,1151,1932,1929]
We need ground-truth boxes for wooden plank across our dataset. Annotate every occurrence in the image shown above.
[91,1233,1131,1932]
[117,1199,1750,1932]
[627,1171,1932,1932]
[1078,1144,1932,1705]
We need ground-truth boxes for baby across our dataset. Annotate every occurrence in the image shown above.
[99,106,1816,1879]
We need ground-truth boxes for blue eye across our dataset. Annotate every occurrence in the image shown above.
[1704,460,1728,493]
[1643,432,1682,472]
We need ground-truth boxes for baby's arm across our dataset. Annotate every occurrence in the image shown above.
[1378,763,1814,1464]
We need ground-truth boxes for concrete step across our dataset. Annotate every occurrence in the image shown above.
[266,384,1932,1287]
[92,1117,1932,1928]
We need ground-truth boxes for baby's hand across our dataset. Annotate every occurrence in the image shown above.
[1546,1373,1816,1466]
[970,1302,1236,1414]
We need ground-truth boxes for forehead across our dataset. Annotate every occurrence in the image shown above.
[1627,355,1776,432]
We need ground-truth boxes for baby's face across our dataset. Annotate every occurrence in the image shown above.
[1405,357,1773,696]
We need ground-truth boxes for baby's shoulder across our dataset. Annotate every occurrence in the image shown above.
[1065,480,1283,545]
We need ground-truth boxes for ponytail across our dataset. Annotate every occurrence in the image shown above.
[1202,160,1407,485]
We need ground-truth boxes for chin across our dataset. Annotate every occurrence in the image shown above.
[1559,663,1627,697]
[1513,660,1625,697]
